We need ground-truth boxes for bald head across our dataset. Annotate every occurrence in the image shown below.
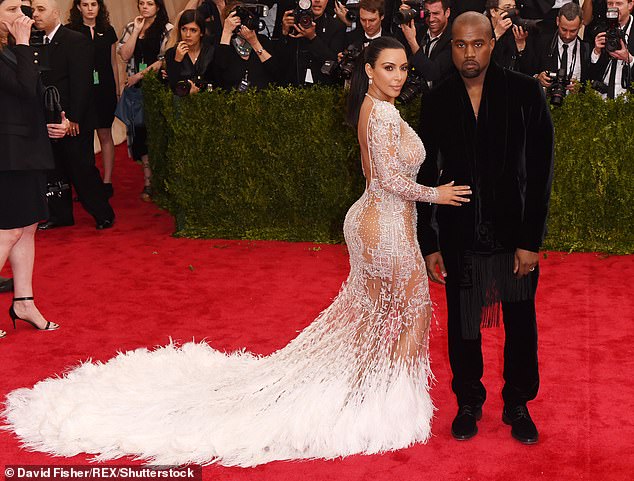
[32,0,60,34]
[452,11,494,40]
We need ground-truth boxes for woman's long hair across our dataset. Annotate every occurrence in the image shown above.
[67,0,111,32]
[143,0,170,42]
[175,9,206,44]
[346,36,407,128]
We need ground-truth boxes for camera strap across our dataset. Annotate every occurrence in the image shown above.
[556,38,578,82]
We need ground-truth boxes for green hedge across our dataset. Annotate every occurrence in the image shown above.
[144,75,633,254]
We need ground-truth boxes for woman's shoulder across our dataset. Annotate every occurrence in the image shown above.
[367,96,400,125]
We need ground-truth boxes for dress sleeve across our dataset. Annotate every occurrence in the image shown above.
[367,103,439,203]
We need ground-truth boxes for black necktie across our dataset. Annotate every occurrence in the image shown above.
[608,58,618,99]
[424,36,438,57]
[44,36,50,44]
[561,43,568,73]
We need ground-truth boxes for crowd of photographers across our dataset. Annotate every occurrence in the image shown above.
[162,0,634,104]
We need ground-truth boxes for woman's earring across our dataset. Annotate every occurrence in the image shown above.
[368,78,373,85]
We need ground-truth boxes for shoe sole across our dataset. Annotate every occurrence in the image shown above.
[502,413,539,445]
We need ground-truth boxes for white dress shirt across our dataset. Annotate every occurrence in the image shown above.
[591,15,634,98]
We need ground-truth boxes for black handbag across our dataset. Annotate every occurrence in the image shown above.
[43,85,63,124]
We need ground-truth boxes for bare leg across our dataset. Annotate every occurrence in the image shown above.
[8,223,59,330]
[0,228,22,338]
[140,154,152,201]
[97,128,115,184]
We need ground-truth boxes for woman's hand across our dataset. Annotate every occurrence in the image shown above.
[126,71,143,87]
[512,25,528,51]
[133,15,146,33]
[223,11,241,36]
[175,41,189,62]
[494,13,512,40]
[5,15,34,46]
[435,181,471,206]
[47,112,70,139]
[188,80,200,95]
[239,25,257,45]
[334,1,352,28]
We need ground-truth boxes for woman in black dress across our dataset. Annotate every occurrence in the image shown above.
[67,0,120,198]
[0,0,67,338]
[213,2,280,91]
[118,0,173,202]
[164,9,214,95]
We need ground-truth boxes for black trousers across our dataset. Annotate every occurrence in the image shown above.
[445,267,540,408]
[47,131,114,225]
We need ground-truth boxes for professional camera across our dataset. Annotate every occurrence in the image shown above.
[393,1,428,26]
[504,8,542,30]
[342,0,360,23]
[233,3,269,33]
[547,68,569,106]
[397,67,429,104]
[604,7,625,53]
[293,0,314,30]
[321,44,362,80]
[174,76,211,97]
[589,80,609,95]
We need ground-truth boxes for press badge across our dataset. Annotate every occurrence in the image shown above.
[305,68,314,84]
[93,70,100,85]
[138,62,148,72]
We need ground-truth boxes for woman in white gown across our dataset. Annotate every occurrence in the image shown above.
[3,37,470,467]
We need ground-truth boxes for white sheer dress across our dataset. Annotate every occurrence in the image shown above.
[3,95,439,467]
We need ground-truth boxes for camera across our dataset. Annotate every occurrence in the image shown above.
[174,76,211,97]
[546,68,569,106]
[233,3,269,33]
[293,0,314,30]
[397,67,429,104]
[393,1,428,26]
[503,8,542,30]
[321,43,362,80]
[341,0,360,23]
[589,80,609,95]
[604,7,625,53]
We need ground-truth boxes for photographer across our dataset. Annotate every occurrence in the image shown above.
[184,0,225,45]
[486,0,533,73]
[532,3,590,97]
[589,0,634,98]
[278,0,346,85]
[165,9,214,95]
[341,0,390,50]
[213,1,279,90]
[404,0,454,89]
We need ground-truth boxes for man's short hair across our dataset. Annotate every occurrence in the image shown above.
[558,2,582,21]
[426,0,452,11]
[359,0,385,16]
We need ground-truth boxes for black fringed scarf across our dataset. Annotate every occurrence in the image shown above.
[455,63,535,340]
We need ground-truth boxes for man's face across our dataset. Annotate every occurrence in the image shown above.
[312,0,327,18]
[556,15,581,43]
[359,8,383,37]
[607,0,633,24]
[426,1,450,37]
[451,21,494,79]
[32,0,60,32]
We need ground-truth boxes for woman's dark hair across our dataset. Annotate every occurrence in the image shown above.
[176,9,206,43]
[346,37,406,127]
[68,0,111,32]
[142,0,170,42]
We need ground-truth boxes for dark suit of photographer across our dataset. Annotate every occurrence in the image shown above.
[35,23,114,229]
[402,0,455,89]
[488,0,534,73]
[277,0,346,85]
[589,1,634,98]
[339,0,391,51]
[530,3,591,93]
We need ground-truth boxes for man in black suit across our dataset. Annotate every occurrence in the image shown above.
[531,3,591,96]
[417,12,554,445]
[31,0,114,230]
[341,0,389,51]
[402,0,455,89]
[277,0,346,85]
[589,0,634,98]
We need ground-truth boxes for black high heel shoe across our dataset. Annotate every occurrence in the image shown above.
[9,297,59,331]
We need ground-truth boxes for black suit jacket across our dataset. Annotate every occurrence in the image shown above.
[416,62,554,256]
[38,25,96,130]
[529,33,591,82]
[409,26,455,86]
[344,28,391,51]
[0,45,54,172]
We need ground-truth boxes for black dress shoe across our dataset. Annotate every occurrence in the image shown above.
[38,220,74,230]
[451,405,482,440]
[0,277,14,293]
[503,405,539,444]
[96,218,114,230]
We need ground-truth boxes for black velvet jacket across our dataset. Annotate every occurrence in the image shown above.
[416,62,554,257]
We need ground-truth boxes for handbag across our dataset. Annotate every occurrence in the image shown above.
[114,86,144,132]
[43,85,63,124]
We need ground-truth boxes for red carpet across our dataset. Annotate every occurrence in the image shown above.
[1,145,633,480]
